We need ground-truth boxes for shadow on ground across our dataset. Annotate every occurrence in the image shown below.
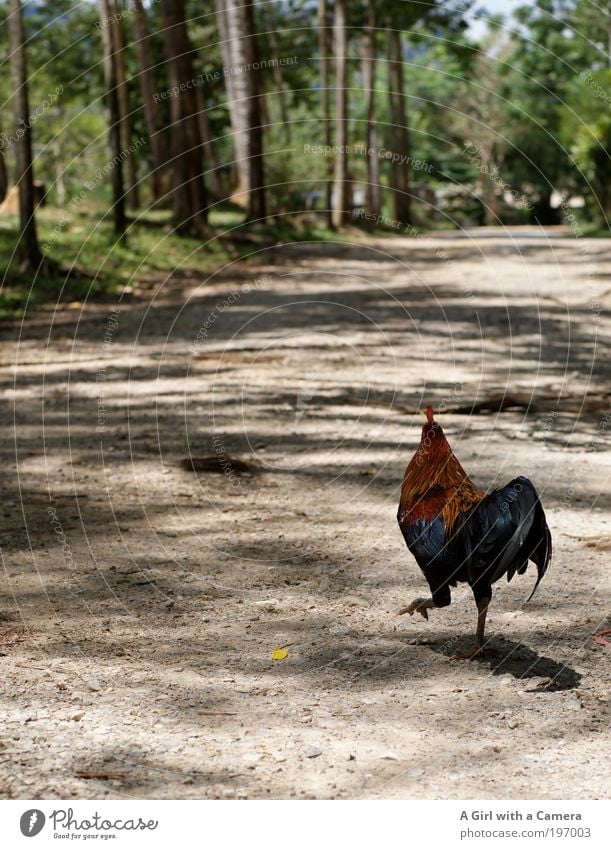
[432,635,581,691]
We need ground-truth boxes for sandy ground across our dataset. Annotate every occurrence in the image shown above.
[0,226,610,800]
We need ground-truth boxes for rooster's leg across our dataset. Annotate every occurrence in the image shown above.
[451,596,490,660]
[398,597,436,620]
[475,596,489,646]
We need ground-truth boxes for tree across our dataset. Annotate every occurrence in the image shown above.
[387,27,410,225]
[261,1,290,143]
[132,0,168,203]
[571,0,611,68]
[3,0,106,209]
[194,84,225,199]
[219,0,266,220]
[560,68,611,223]
[332,0,349,228]
[318,0,333,224]
[7,0,44,267]
[447,34,514,224]
[109,0,139,209]
[362,6,380,218]
[500,0,588,222]
[215,0,247,199]
[99,0,127,236]
[0,119,7,203]
[159,0,208,233]
[370,0,471,225]
[241,0,266,221]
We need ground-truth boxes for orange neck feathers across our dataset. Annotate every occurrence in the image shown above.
[399,409,485,530]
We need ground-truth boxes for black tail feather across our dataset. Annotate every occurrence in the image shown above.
[525,499,552,602]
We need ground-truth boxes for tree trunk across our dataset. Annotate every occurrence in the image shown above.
[223,0,266,221]
[0,137,7,204]
[261,2,290,143]
[243,0,266,221]
[318,0,332,225]
[194,84,225,198]
[159,0,208,234]
[476,145,498,225]
[362,9,380,218]
[109,0,139,209]
[332,0,349,229]
[132,0,168,203]
[99,0,127,237]
[387,28,411,225]
[215,0,250,201]
[55,157,66,208]
[7,0,43,267]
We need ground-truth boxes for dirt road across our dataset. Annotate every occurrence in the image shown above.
[1,227,610,799]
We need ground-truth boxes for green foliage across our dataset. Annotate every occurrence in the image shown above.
[406,35,481,184]
[0,201,236,318]
[0,0,108,202]
[560,68,611,220]
[1,0,610,314]
[497,0,606,217]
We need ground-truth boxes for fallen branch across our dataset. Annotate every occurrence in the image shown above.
[197,711,238,716]
[75,771,125,781]
[180,455,257,475]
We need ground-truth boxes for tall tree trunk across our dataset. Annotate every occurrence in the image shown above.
[99,0,127,237]
[132,0,168,203]
[318,0,332,225]
[159,0,208,234]
[242,0,265,221]
[215,0,250,201]
[261,2,290,143]
[194,84,225,198]
[7,0,43,267]
[387,29,411,225]
[109,0,139,209]
[362,9,380,218]
[223,0,266,221]
[0,130,7,204]
[332,0,349,229]
[475,143,498,224]
[54,147,66,207]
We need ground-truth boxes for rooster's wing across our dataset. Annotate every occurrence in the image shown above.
[457,476,552,600]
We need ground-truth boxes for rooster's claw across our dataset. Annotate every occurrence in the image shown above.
[398,597,433,620]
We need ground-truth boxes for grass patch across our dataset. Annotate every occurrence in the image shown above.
[580,223,611,238]
[2,199,449,320]
[0,203,242,319]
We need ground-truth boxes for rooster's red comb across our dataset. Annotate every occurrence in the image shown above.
[424,405,436,423]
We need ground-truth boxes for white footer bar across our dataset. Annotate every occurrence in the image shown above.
[0,799,608,848]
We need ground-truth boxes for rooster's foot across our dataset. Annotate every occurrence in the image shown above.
[450,644,484,660]
[398,597,434,620]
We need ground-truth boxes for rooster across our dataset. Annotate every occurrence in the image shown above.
[397,406,551,658]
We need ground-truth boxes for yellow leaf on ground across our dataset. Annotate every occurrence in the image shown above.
[272,647,288,661]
